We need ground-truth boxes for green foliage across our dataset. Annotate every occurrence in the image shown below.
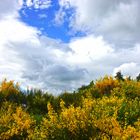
[58,91,82,107]
[117,98,140,127]
[136,73,140,81]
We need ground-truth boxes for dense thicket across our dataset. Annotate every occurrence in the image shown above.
[0,74,140,139]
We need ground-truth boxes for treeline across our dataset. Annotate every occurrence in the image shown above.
[0,72,140,139]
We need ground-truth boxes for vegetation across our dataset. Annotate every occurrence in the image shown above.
[0,73,140,139]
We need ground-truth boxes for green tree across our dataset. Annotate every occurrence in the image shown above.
[115,71,124,81]
[136,73,140,81]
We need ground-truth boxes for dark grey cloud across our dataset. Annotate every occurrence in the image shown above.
[7,36,88,93]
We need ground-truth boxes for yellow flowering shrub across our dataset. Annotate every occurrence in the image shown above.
[30,97,124,139]
[0,79,20,104]
[0,75,140,139]
[0,102,34,139]
[122,79,140,98]
[0,79,19,95]
[95,76,119,95]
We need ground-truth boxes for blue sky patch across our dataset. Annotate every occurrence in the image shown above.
[19,0,85,42]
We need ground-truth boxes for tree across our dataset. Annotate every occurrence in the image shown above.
[136,73,140,81]
[115,71,124,81]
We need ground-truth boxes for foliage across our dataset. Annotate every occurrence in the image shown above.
[0,102,35,140]
[0,75,140,139]
[136,73,140,81]
[0,79,25,105]
[95,76,119,95]
[115,71,124,81]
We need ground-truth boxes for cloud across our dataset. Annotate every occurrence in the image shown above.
[58,0,140,46]
[1,21,140,93]
[0,0,140,94]
[54,8,66,25]
[0,16,140,93]
[113,62,140,78]
[0,17,39,83]
[38,14,47,19]
[9,36,89,93]
[68,35,114,63]
[24,0,52,9]
[0,0,23,19]
[0,14,87,93]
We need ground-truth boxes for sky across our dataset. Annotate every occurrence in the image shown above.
[0,0,140,94]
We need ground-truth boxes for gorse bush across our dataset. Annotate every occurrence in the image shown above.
[95,76,119,95]
[0,102,35,139]
[0,79,19,103]
[0,75,140,139]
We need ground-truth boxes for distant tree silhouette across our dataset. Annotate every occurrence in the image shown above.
[115,71,124,81]
[136,73,140,81]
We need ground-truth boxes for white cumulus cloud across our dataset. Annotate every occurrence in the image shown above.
[24,0,52,9]
[58,0,140,46]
